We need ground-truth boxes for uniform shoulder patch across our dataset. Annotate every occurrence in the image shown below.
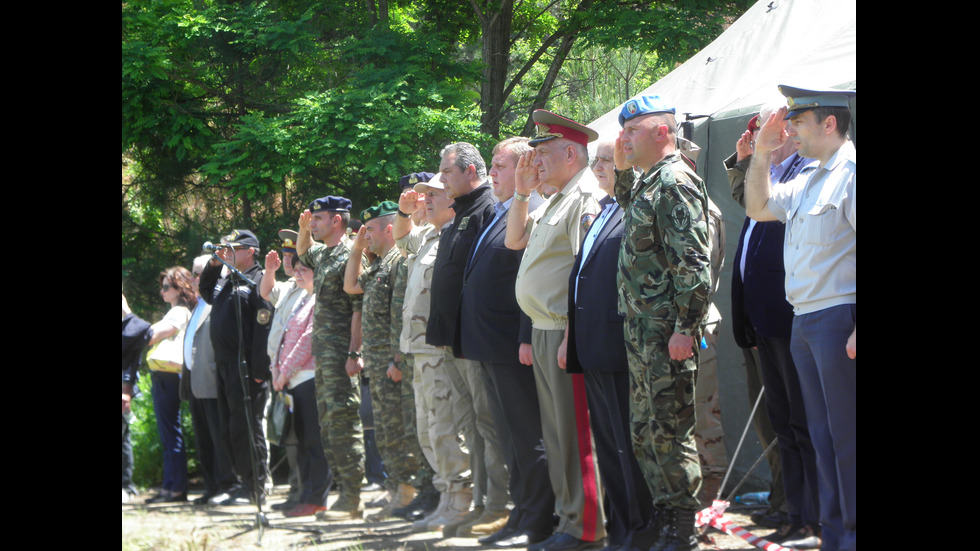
[581,212,596,232]
[671,203,693,232]
[457,216,470,231]
[256,308,272,325]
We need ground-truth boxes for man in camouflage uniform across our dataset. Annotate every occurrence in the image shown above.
[296,196,365,520]
[613,95,712,551]
[344,200,423,520]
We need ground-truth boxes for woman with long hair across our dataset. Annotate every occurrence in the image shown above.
[145,266,197,503]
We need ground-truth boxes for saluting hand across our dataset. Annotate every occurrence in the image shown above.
[298,209,312,231]
[614,132,630,171]
[399,189,422,215]
[755,106,789,155]
[515,150,540,195]
[265,250,281,273]
[735,129,755,162]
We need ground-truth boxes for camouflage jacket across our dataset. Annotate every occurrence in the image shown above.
[300,237,361,353]
[358,245,402,358]
[614,151,711,337]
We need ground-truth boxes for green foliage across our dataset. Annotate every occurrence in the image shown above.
[121,0,750,317]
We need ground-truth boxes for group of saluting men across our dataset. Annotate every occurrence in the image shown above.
[122,84,855,551]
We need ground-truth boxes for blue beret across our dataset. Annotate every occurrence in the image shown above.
[619,95,676,127]
[779,84,855,119]
[308,195,352,214]
[399,172,435,189]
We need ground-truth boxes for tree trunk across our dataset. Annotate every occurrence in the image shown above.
[522,33,577,135]
[475,0,514,138]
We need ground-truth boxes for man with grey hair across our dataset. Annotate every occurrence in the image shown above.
[425,142,510,536]
[507,110,605,551]
[183,255,237,506]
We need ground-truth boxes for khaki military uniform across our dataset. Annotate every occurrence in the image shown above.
[514,167,606,542]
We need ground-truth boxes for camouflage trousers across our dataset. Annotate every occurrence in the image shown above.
[314,348,364,506]
[363,347,423,489]
[623,317,703,511]
[398,355,435,492]
[411,352,471,494]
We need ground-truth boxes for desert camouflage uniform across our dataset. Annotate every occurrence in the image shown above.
[396,224,472,497]
[614,151,711,511]
[390,254,436,494]
[694,198,728,499]
[300,237,364,508]
[359,245,423,489]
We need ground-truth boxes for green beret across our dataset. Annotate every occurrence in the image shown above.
[361,200,399,222]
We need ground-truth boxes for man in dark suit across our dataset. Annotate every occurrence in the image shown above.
[456,136,555,548]
[183,255,237,506]
[726,106,822,549]
[559,140,657,551]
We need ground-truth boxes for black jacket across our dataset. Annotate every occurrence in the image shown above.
[426,183,496,348]
[199,261,274,380]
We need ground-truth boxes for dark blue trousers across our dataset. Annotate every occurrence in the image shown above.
[151,371,188,494]
[791,304,856,551]
[755,332,819,527]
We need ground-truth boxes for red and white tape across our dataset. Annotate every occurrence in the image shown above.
[696,500,791,551]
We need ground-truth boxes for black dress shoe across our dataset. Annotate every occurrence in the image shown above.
[271,499,300,511]
[479,526,518,545]
[146,492,187,504]
[495,529,552,549]
[533,532,602,551]
[193,494,215,506]
[751,508,790,529]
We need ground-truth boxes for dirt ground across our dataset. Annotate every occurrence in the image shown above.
[122,483,779,551]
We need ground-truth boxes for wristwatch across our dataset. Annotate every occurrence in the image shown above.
[348,351,362,360]
[514,191,530,202]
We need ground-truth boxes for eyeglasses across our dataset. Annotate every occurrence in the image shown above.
[591,155,613,168]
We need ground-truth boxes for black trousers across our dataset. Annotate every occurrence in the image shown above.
[215,362,269,496]
[481,360,556,535]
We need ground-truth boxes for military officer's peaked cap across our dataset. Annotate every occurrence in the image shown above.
[399,172,435,190]
[779,85,856,119]
[220,229,260,248]
[361,200,399,223]
[619,95,676,127]
[278,229,298,254]
[309,195,352,213]
[528,110,599,148]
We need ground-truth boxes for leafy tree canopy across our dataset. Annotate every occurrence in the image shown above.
[122,0,748,318]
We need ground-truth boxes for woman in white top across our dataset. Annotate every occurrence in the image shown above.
[145,266,195,503]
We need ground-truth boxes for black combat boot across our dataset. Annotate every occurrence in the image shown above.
[649,508,699,551]
[393,484,440,520]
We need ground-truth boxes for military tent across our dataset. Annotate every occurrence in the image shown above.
[587,0,856,493]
